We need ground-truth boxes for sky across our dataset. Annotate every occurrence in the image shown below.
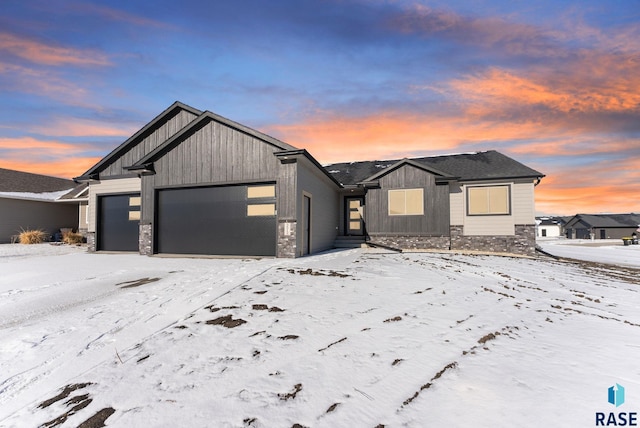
[0,0,638,216]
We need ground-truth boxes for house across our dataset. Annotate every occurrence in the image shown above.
[76,101,544,257]
[564,213,640,239]
[536,216,566,238]
[0,168,80,243]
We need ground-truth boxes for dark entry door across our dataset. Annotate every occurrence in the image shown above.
[345,197,364,236]
[302,195,311,256]
[156,184,276,256]
[98,193,140,251]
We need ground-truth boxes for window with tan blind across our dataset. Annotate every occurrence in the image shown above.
[467,185,510,215]
[388,189,424,216]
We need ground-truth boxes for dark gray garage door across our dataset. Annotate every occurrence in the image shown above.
[156,184,277,256]
[98,193,140,251]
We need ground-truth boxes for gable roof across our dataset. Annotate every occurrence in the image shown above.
[0,168,76,193]
[127,110,298,171]
[77,101,202,180]
[359,158,458,185]
[324,150,544,185]
[566,213,640,229]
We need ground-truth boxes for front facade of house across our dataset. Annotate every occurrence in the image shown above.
[77,102,544,257]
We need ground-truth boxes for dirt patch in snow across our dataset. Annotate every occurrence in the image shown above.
[278,383,302,401]
[77,407,116,428]
[283,268,351,278]
[402,362,458,407]
[117,277,160,288]
[206,315,247,328]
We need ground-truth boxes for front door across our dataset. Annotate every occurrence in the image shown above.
[346,197,364,236]
[302,195,311,255]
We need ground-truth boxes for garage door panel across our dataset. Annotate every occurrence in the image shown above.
[156,185,276,256]
[98,194,140,251]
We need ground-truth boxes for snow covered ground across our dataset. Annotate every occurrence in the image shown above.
[538,237,640,268]
[1,242,639,427]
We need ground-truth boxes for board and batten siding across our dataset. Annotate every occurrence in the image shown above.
[101,109,198,177]
[141,119,287,224]
[450,180,536,236]
[366,165,450,235]
[88,178,141,232]
[297,158,340,255]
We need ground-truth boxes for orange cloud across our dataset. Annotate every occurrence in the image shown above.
[449,65,640,115]
[0,137,101,179]
[535,158,640,215]
[0,137,81,154]
[268,111,574,164]
[0,32,110,66]
[0,157,102,180]
[29,119,136,138]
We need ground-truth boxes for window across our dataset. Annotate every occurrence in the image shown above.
[467,185,510,215]
[388,189,424,216]
[247,203,276,216]
[129,196,141,221]
[248,185,276,199]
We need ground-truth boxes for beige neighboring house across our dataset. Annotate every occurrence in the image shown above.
[0,168,82,243]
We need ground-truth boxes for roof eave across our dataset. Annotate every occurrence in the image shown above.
[275,149,343,188]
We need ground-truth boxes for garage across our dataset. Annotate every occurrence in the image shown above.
[97,193,140,251]
[155,183,277,256]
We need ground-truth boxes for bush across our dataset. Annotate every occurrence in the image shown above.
[62,231,84,245]
[19,229,48,244]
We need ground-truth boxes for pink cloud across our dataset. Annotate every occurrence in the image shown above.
[0,32,110,66]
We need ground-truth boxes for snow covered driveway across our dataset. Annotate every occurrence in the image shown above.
[1,245,639,427]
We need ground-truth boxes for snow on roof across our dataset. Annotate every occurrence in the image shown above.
[0,189,72,202]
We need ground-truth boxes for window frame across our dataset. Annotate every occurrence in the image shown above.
[388,188,424,216]
[466,184,511,216]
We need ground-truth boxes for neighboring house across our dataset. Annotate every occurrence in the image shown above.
[536,216,565,238]
[76,101,544,257]
[0,168,80,243]
[564,213,640,239]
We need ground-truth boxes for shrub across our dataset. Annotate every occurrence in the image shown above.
[19,229,48,244]
[62,231,84,245]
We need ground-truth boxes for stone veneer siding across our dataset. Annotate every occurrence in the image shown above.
[277,220,297,258]
[139,223,153,256]
[450,224,536,256]
[87,232,96,252]
[367,235,450,251]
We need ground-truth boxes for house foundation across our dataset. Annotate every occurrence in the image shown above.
[450,224,536,256]
[367,235,450,251]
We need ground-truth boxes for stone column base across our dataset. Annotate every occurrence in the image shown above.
[139,223,153,256]
[87,232,96,252]
[277,220,297,258]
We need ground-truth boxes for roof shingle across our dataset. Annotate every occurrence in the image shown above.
[0,168,76,193]
[324,150,544,185]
